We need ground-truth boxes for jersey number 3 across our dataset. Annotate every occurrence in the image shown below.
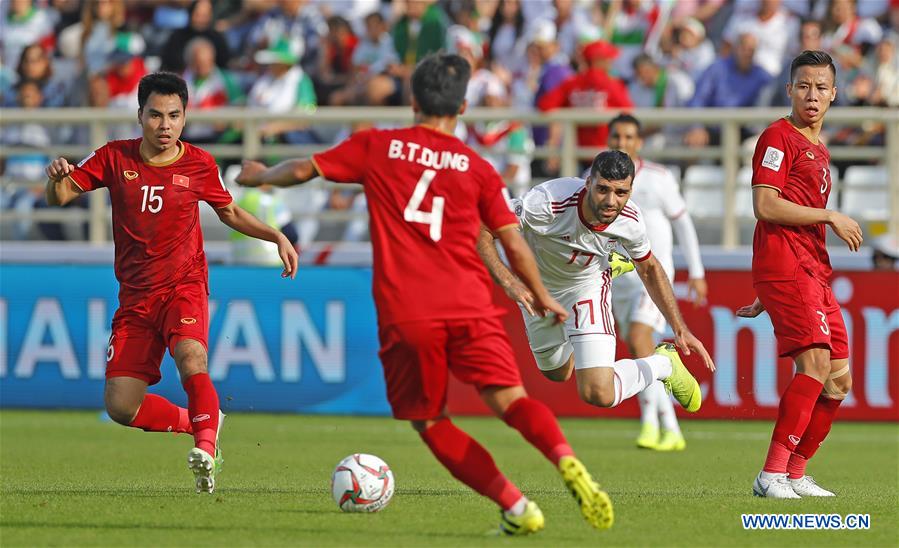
[404,169,444,242]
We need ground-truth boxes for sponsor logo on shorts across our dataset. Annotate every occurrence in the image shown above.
[761,146,785,172]
[788,435,801,445]
[192,414,210,423]
[123,170,139,180]
[181,317,197,325]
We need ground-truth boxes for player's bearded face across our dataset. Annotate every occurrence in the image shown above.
[586,177,632,224]
[138,92,186,151]
[788,66,836,125]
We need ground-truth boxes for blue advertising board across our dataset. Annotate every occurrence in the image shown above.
[0,265,390,414]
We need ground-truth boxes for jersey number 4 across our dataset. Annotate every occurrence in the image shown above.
[404,169,444,242]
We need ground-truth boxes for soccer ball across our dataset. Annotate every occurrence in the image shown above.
[331,453,395,513]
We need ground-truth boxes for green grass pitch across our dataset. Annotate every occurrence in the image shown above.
[1,410,896,546]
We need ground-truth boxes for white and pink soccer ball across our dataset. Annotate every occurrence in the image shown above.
[330,453,395,513]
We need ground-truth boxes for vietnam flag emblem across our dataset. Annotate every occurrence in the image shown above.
[173,174,190,188]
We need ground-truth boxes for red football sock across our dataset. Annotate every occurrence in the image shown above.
[763,374,823,474]
[129,393,193,434]
[787,396,842,479]
[182,373,220,456]
[420,418,523,510]
[502,397,574,465]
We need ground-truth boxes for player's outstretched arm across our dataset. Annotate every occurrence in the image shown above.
[235,159,319,188]
[495,227,568,323]
[214,202,298,279]
[635,254,715,371]
[44,157,83,206]
[753,187,863,251]
[476,227,536,315]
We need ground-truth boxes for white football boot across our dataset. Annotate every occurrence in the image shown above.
[789,476,835,497]
[752,471,801,499]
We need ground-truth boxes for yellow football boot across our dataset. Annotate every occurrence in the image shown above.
[558,456,614,530]
[656,343,702,413]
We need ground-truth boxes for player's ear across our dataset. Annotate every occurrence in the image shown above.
[411,96,420,113]
[830,86,837,103]
[458,99,468,116]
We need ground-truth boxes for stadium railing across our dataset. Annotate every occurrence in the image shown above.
[1,106,897,249]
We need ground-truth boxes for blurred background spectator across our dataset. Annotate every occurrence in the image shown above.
[159,0,231,74]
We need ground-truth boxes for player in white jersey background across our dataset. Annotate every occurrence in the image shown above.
[478,150,714,417]
[607,114,708,453]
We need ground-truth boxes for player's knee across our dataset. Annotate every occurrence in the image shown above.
[824,366,852,400]
[534,343,573,381]
[104,392,140,425]
[173,340,208,378]
[410,418,443,433]
[579,382,615,408]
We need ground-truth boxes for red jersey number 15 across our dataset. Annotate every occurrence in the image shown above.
[140,185,165,213]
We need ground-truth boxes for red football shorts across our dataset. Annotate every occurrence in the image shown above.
[755,270,849,360]
[378,316,523,420]
[106,278,209,385]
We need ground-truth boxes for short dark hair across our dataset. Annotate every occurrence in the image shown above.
[790,50,836,83]
[590,150,635,183]
[608,113,642,136]
[138,72,189,111]
[411,53,471,117]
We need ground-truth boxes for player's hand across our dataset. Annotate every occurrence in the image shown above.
[534,293,568,324]
[235,160,268,187]
[502,279,537,316]
[46,157,74,182]
[277,235,298,279]
[687,278,708,307]
[674,329,716,372]
[828,211,863,252]
[736,297,765,318]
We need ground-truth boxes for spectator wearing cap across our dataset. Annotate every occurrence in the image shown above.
[248,37,318,145]
[524,18,573,158]
[248,0,328,77]
[537,39,633,168]
[684,32,771,148]
[105,32,148,108]
[871,235,899,270]
[0,0,55,70]
[160,0,232,74]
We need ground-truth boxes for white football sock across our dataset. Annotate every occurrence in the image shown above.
[612,357,660,406]
[638,381,659,428]
[655,382,681,434]
[507,496,529,516]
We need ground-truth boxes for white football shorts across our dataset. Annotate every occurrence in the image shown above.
[521,279,617,370]
[611,271,666,340]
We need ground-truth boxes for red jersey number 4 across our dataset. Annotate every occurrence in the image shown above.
[403,169,444,242]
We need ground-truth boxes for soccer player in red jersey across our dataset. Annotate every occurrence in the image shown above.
[237,53,614,535]
[737,51,863,499]
[44,72,298,494]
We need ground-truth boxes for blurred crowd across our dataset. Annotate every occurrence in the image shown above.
[1,0,897,245]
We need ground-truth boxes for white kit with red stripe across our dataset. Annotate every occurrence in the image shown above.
[509,177,652,366]
[510,177,652,294]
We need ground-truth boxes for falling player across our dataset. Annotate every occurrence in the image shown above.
[44,72,298,494]
[738,51,862,498]
[478,150,715,417]
[607,114,708,452]
[236,53,613,535]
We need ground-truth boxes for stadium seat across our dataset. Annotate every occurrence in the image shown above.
[683,165,724,218]
[841,165,888,221]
